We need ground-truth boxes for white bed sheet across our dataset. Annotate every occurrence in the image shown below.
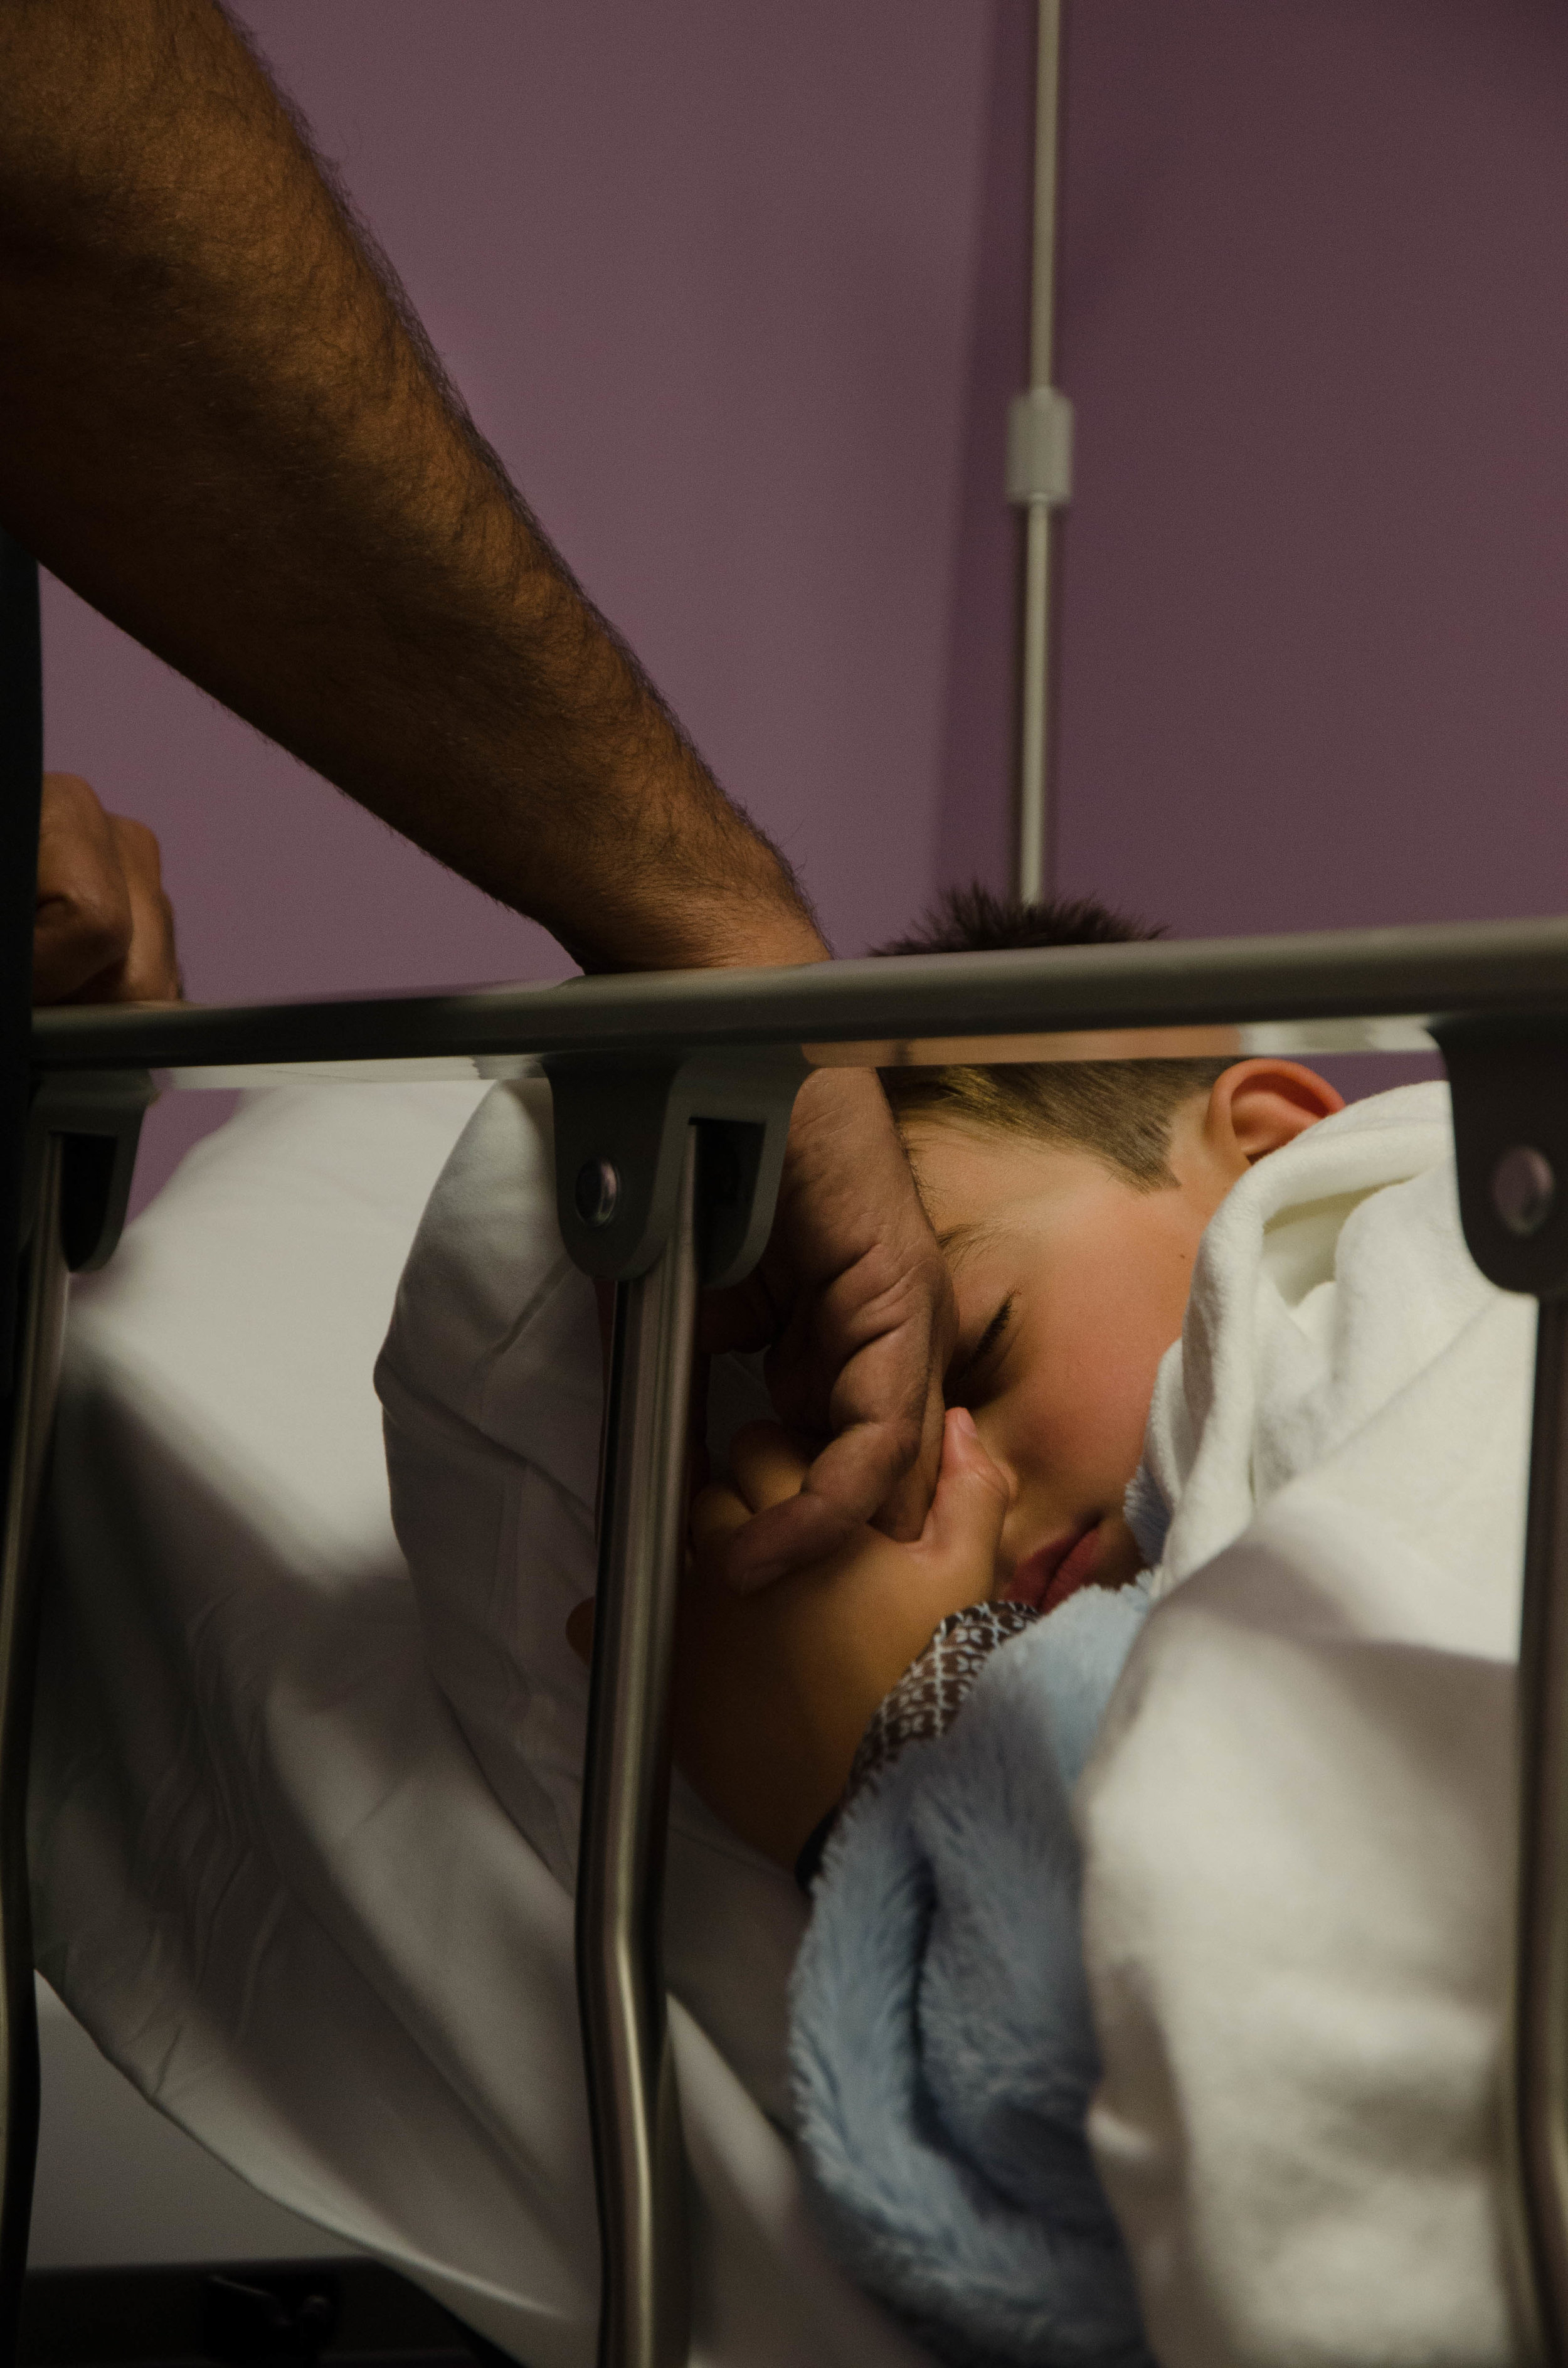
[1081,1086,1530,2367]
[29,1080,928,2368]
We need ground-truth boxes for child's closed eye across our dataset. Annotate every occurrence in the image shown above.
[948,1292,1015,1404]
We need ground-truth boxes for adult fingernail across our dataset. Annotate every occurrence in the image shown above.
[951,1406,977,1438]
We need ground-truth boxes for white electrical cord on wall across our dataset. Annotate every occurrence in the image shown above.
[1007,0,1072,903]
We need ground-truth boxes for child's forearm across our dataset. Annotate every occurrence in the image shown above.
[670,1409,1010,1868]
[670,1542,978,1869]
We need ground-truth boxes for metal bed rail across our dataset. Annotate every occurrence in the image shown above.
[16,931,1568,2366]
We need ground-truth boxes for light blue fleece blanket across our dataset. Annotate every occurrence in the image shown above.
[788,1583,1153,2368]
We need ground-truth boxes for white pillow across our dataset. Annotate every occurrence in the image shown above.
[376,1079,805,2122]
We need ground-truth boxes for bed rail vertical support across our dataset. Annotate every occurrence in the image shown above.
[0,1073,151,2356]
[548,1047,805,2368]
[1514,1296,1568,2362]
[1441,1018,1568,2363]
[0,531,45,2365]
[577,1125,701,2368]
[0,1140,66,2357]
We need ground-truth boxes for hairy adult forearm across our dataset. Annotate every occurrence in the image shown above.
[0,0,824,972]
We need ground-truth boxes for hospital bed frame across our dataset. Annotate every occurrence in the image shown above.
[7,585,1568,2367]
[6,937,1568,2368]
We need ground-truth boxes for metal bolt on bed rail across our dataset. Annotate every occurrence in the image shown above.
[1495,1147,1559,1243]
[578,1158,622,1229]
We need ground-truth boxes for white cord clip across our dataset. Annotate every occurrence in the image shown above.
[1006,386,1073,507]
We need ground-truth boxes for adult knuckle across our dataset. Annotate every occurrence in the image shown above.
[819,1245,923,1342]
[115,815,162,872]
[53,891,127,970]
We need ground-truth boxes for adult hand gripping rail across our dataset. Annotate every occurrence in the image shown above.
[17,925,1568,2366]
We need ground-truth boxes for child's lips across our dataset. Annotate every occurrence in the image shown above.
[1002,1517,1102,1614]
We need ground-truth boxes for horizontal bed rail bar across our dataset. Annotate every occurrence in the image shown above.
[28,913,1568,1073]
[149,1010,1433,1091]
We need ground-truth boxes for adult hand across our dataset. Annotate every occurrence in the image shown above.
[33,772,180,1004]
[702,1065,956,1591]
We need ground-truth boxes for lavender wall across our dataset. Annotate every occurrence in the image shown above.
[40,1,1568,1204]
[1047,0,1568,938]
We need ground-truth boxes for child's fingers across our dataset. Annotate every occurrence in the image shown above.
[691,1479,752,1553]
[725,1420,814,1514]
[922,1407,1011,1596]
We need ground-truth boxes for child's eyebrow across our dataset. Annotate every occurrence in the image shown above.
[935,1218,1002,1265]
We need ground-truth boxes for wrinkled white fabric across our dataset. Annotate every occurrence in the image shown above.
[375,1078,803,2123]
[32,1081,928,2368]
[1080,1083,1535,2367]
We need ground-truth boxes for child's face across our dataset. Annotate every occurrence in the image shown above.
[901,1108,1233,1610]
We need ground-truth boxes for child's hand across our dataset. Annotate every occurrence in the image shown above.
[694,1407,1009,1606]
[671,1407,1011,1867]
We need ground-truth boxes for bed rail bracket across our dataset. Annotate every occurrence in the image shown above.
[544,1047,807,1289]
[1441,1018,1568,1301]
[23,1068,156,1274]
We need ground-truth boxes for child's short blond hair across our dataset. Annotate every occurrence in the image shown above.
[874,884,1227,1191]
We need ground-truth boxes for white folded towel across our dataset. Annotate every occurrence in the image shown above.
[1080,1081,1535,2367]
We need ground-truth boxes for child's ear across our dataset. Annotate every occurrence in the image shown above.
[1204,1059,1345,1168]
